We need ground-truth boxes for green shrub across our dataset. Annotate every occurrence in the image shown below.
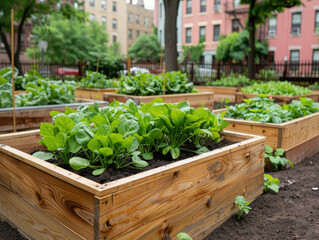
[206,74,253,87]
[78,71,115,89]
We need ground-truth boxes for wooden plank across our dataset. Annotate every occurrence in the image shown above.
[103,92,215,110]
[0,130,42,152]
[75,88,116,100]
[0,152,95,239]
[195,86,237,103]
[96,141,264,239]
[0,184,84,240]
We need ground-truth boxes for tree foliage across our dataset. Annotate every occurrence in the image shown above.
[129,34,161,61]
[26,13,108,64]
[182,38,205,63]
[216,29,268,63]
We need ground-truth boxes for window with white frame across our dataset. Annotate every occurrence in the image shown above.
[233,0,240,8]
[101,0,106,9]
[128,29,132,40]
[186,28,191,43]
[112,18,117,29]
[186,0,192,14]
[90,0,94,7]
[214,0,221,12]
[136,15,140,24]
[291,12,301,35]
[315,11,319,33]
[144,17,148,26]
[200,0,206,13]
[112,1,117,12]
[213,24,220,42]
[199,26,206,41]
[268,16,277,37]
[128,13,132,22]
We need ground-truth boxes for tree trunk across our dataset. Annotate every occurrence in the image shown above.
[163,0,179,72]
[0,26,12,62]
[247,0,256,79]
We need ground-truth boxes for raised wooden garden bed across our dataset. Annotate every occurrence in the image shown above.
[195,86,239,102]
[104,92,214,110]
[75,88,116,100]
[235,92,318,104]
[213,109,319,167]
[0,100,108,133]
[0,130,265,240]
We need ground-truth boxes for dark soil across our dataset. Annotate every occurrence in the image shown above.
[1,149,319,240]
[53,139,234,184]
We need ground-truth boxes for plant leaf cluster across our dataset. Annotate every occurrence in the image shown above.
[206,74,253,87]
[34,98,229,176]
[116,72,197,96]
[235,196,251,220]
[226,96,319,124]
[78,71,115,89]
[264,174,280,193]
[264,145,293,171]
[242,81,312,96]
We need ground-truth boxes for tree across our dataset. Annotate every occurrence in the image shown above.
[240,0,303,79]
[182,37,205,63]
[129,34,161,61]
[216,29,268,63]
[0,0,56,74]
[26,13,108,75]
[163,0,180,71]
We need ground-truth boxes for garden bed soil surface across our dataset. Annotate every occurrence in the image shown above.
[55,139,234,184]
[2,150,318,240]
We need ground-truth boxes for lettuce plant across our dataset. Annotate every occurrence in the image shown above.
[242,81,312,96]
[78,71,115,89]
[116,71,197,96]
[206,74,253,87]
[34,98,229,176]
[264,145,293,170]
[264,174,280,193]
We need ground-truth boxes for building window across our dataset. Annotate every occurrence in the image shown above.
[159,29,162,44]
[214,0,221,12]
[113,35,117,43]
[128,29,132,40]
[159,3,163,19]
[233,0,240,8]
[102,17,106,26]
[200,0,206,13]
[312,49,319,72]
[112,18,117,29]
[74,2,79,9]
[186,0,192,14]
[232,19,240,32]
[186,28,191,43]
[199,26,206,41]
[137,30,140,38]
[213,25,220,42]
[144,17,148,26]
[90,0,94,7]
[315,11,319,34]
[90,14,95,21]
[101,0,106,9]
[291,12,301,35]
[268,16,277,37]
[136,15,140,24]
[290,50,300,71]
[112,1,117,12]
[128,13,132,22]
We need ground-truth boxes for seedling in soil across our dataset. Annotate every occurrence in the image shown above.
[264,145,293,171]
[264,174,280,193]
[235,196,251,220]
[177,232,193,240]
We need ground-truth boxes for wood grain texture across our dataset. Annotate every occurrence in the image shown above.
[195,86,238,102]
[76,88,116,100]
[0,184,84,240]
[0,152,95,239]
[235,92,317,104]
[0,130,265,240]
[0,101,108,133]
[96,141,265,239]
[103,92,215,110]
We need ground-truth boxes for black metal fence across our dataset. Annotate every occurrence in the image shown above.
[0,60,80,80]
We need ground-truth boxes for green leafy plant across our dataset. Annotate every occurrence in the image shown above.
[264,174,280,193]
[78,71,115,89]
[308,82,319,90]
[257,69,279,81]
[177,232,193,240]
[116,72,197,96]
[264,145,293,171]
[242,81,312,96]
[206,74,253,87]
[34,98,229,175]
[235,196,251,220]
[226,96,319,124]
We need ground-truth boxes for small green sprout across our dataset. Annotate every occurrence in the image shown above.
[264,145,293,171]
[177,232,192,240]
[235,196,251,220]
[264,174,280,193]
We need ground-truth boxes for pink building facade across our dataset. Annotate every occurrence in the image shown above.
[154,0,319,63]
